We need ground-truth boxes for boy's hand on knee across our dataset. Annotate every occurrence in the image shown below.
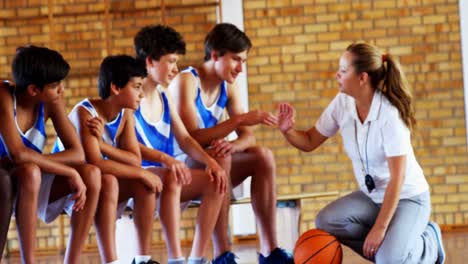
[167,158,191,185]
[141,169,163,193]
[210,139,233,158]
[205,159,227,194]
[68,170,87,211]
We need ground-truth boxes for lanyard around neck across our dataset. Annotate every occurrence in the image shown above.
[354,120,371,176]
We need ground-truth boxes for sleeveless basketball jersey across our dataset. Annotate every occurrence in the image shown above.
[134,87,175,167]
[0,91,46,158]
[181,66,228,129]
[53,98,125,153]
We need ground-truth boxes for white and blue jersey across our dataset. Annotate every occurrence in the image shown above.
[53,98,125,153]
[182,66,228,129]
[0,89,78,224]
[134,87,175,167]
[172,67,229,160]
[53,98,134,219]
[0,91,46,158]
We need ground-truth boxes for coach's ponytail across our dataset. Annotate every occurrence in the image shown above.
[347,43,416,131]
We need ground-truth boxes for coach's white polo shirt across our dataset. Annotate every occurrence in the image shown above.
[315,91,429,203]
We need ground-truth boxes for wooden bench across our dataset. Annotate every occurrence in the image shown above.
[187,191,339,207]
[230,191,339,205]
[227,191,339,249]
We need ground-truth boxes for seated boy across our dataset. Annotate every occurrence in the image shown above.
[168,23,294,264]
[0,46,101,264]
[55,54,162,264]
[127,24,226,264]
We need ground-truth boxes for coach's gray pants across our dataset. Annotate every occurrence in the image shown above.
[316,191,437,264]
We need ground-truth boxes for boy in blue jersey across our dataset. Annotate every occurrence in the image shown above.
[125,24,226,264]
[58,55,162,264]
[169,23,294,264]
[0,46,101,264]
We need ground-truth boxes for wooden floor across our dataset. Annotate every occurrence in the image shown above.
[1,231,467,264]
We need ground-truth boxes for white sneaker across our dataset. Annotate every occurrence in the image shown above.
[428,221,446,264]
[187,257,211,264]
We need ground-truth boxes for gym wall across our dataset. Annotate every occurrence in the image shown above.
[0,0,465,255]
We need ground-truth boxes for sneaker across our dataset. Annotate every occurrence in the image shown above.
[131,259,161,264]
[259,248,294,264]
[202,259,212,264]
[187,257,212,264]
[428,221,446,264]
[212,251,238,264]
[168,258,186,264]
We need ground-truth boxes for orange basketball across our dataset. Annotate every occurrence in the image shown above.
[294,229,342,264]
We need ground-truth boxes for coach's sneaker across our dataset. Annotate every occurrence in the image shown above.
[259,247,294,264]
[428,221,446,264]
[212,251,238,264]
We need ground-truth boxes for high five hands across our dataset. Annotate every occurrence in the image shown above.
[208,109,277,158]
[277,103,295,133]
[237,109,277,127]
[208,105,297,159]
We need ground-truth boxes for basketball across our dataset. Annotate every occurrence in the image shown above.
[293,229,342,264]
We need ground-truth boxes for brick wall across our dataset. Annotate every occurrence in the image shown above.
[243,0,467,231]
[0,0,466,256]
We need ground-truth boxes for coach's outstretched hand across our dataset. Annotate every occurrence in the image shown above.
[277,103,295,133]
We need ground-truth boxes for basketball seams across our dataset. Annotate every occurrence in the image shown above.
[294,229,342,264]
[294,234,334,251]
[330,243,342,264]
[301,239,339,264]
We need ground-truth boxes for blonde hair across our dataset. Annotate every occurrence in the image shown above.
[346,43,416,131]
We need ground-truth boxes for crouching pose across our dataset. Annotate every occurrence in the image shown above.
[277,42,445,264]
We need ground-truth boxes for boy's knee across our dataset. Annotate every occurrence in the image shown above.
[81,164,101,193]
[254,146,274,161]
[100,174,118,202]
[162,171,180,191]
[204,179,225,199]
[251,146,275,171]
[132,181,154,197]
[16,163,41,193]
[215,154,232,171]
